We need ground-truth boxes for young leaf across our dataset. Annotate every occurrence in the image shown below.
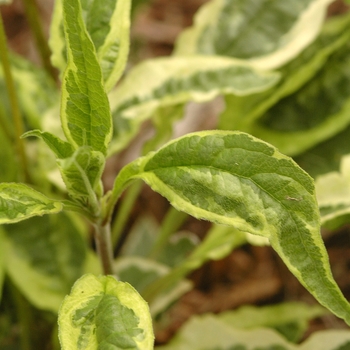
[4,213,87,312]
[22,130,74,159]
[61,0,112,155]
[50,0,131,91]
[109,56,279,154]
[57,146,105,211]
[115,131,350,324]
[0,183,62,224]
[58,274,154,350]
[175,0,333,70]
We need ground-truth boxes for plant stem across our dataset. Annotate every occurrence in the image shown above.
[21,0,58,81]
[111,180,143,248]
[94,222,115,275]
[0,13,30,183]
[0,105,14,144]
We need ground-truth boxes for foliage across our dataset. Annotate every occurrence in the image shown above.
[0,0,350,349]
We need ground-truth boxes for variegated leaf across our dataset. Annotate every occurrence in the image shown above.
[112,131,350,325]
[58,274,154,350]
[50,0,131,91]
[0,183,62,224]
[109,56,279,154]
[175,0,333,70]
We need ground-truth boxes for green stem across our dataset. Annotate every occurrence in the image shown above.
[21,0,58,81]
[0,105,14,144]
[0,14,30,182]
[148,207,188,259]
[111,180,143,248]
[93,222,115,275]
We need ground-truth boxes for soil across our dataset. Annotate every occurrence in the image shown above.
[1,0,350,347]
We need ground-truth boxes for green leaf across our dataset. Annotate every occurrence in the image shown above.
[0,183,62,224]
[118,131,350,324]
[58,274,154,350]
[109,56,279,154]
[22,130,74,159]
[155,314,350,350]
[218,302,328,343]
[174,0,333,70]
[57,146,105,210]
[61,0,112,155]
[50,0,131,91]
[219,11,350,138]
[4,213,87,312]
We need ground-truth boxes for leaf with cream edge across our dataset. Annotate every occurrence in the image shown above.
[109,56,279,154]
[61,0,112,155]
[50,0,131,91]
[219,12,350,136]
[4,213,87,312]
[110,131,350,325]
[58,274,154,350]
[174,0,333,70]
[156,314,350,350]
[251,39,350,156]
[0,183,62,224]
